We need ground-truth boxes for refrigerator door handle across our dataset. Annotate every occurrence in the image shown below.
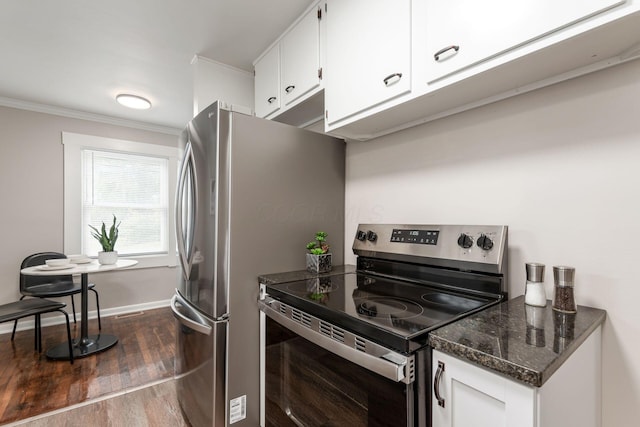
[175,141,198,280]
[171,293,212,335]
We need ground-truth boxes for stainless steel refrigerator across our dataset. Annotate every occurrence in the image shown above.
[170,101,345,427]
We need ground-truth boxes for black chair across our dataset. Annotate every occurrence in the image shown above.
[1,298,74,363]
[12,252,102,336]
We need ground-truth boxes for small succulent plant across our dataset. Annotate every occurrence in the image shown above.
[306,231,329,255]
[89,215,120,252]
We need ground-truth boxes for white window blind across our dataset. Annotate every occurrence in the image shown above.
[63,132,178,269]
[82,150,169,257]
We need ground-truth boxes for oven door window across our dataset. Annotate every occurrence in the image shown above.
[266,317,411,427]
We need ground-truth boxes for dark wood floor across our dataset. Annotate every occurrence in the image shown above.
[15,379,189,427]
[0,307,176,425]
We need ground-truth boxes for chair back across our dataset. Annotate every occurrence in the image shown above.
[20,252,73,293]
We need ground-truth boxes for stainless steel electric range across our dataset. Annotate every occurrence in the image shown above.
[259,224,508,427]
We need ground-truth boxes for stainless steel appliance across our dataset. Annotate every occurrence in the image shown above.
[171,101,345,427]
[259,224,508,426]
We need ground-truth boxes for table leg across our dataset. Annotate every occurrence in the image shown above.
[46,273,118,360]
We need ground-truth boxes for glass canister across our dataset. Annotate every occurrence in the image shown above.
[552,266,577,313]
[524,263,547,307]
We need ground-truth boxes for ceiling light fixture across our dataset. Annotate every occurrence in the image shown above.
[116,94,152,110]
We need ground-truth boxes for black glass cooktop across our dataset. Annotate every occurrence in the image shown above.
[266,272,500,352]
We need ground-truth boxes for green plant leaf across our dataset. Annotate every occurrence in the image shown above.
[89,215,120,252]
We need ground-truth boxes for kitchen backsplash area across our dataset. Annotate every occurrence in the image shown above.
[344,58,640,426]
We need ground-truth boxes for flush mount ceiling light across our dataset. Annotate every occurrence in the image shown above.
[115,94,152,110]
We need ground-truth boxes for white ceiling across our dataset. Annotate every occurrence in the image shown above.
[0,0,315,132]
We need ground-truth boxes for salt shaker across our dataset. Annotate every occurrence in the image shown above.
[524,263,547,307]
[552,266,577,313]
[525,304,546,347]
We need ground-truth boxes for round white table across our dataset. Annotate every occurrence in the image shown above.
[21,259,138,360]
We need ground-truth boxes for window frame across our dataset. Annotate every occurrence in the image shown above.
[63,132,178,269]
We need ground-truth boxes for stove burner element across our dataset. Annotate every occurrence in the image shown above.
[355,296,423,319]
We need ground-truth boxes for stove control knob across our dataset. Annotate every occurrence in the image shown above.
[477,234,494,250]
[457,233,473,249]
[356,230,367,241]
[366,230,378,242]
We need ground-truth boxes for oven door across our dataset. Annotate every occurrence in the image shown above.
[260,298,429,427]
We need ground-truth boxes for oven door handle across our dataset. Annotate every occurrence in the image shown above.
[260,298,414,384]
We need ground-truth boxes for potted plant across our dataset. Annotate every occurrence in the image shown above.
[89,215,121,265]
[306,231,332,274]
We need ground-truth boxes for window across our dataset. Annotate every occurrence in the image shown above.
[63,132,178,269]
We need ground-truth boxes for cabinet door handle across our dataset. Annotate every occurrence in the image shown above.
[383,73,403,86]
[434,45,460,61]
[267,96,277,104]
[434,361,446,408]
[285,85,295,93]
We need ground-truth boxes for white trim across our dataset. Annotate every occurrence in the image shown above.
[62,132,179,269]
[0,96,181,136]
[191,54,254,77]
[0,299,171,335]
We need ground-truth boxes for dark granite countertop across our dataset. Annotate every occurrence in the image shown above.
[428,295,606,387]
[258,264,357,285]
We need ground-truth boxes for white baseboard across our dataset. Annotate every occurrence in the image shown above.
[0,299,171,335]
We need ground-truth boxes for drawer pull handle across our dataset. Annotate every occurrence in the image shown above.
[383,73,402,86]
[434,360,446,408]
[285,85,296,93]
[267,96,276,104]
[434,45,460,61]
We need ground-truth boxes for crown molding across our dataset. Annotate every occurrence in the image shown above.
[0,96,182,136]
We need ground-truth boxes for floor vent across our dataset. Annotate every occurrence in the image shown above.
[114,311,145,319]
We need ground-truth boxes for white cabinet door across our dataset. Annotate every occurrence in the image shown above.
[425,0,625,83]
[432,351,536,427]
[281,6,321,107]
[254,45,280,118]
[325,0,411,125]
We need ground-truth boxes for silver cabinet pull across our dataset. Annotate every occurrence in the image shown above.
[434,45,460,61]
[434,360,446,408]
[285,85,295,93]
[267,96,276,104]
[383,73,402,86]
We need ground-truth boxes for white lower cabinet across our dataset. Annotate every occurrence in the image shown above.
[432,326,602,427]
[432,351,536,427]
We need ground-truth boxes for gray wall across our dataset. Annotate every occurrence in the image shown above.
[345,58,640,426]
[0,106,178,315]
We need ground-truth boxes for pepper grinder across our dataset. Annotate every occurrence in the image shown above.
[552,266,577,313]
[524,263,547,307]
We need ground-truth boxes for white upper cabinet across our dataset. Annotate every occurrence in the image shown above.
[281,7,321,107]
[254,2,323,121]
[254,45,280,118]
[425,0,625,83]
[327,0,639,140]
[325,0,411,126]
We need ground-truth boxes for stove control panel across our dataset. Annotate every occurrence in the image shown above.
[352,224,508,274]
[390,228,439,245]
